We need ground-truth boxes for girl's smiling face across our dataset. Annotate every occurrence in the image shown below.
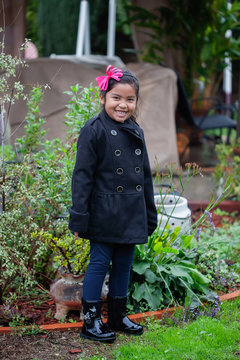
[100,83,137,123]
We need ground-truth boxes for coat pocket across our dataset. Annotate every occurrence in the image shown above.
[89,192,120,236]
[89,192,147,241]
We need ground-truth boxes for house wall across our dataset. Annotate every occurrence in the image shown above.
[0,0,26,56]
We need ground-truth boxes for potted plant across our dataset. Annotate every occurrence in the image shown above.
[31,228,91,320]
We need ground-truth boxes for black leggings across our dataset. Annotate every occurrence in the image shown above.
[83,241,135,301]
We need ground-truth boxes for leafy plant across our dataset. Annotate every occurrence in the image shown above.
[195,221,240,290]
[38,0,80,56]
[31,226,90,275]
[0,87,58,302]
[0,34,28,211]
[126,0,240,96]
[128,163,231,312]
[16,86,47,156]
[129,224,213,312]
[0,83,100,305]
[0,144,15,162]
[64,82,100,141]
[213,138,240,201]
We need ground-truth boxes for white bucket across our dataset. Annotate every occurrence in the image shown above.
[154,194,191,232]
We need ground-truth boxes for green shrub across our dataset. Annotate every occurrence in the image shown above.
[195,222,240,290]
[128,165,230,312]
[0,84,99,304]
[213,138,240,201]
[129,223,215,312]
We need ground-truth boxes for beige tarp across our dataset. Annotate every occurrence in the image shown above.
[128,63,179,170]
[7,58,100,142]
[7,58,179,170]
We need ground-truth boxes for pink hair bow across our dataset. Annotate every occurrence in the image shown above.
[96,65,123,91]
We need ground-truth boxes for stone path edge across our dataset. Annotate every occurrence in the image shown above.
[0,290,239,335]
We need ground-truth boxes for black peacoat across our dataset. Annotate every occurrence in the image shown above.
[68,109,157,244]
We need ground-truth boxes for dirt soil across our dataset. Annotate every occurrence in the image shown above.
[0,329,130,360]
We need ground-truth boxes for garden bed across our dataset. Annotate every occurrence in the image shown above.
[0,289,239,335]
[0,201,240,334]
[189,199,240,226]
[189,199,240,214]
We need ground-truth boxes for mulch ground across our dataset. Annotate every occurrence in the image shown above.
[0,299,107,327]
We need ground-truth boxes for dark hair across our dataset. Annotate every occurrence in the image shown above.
[100,68,139,101]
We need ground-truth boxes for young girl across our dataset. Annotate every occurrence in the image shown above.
[69,65,157,343]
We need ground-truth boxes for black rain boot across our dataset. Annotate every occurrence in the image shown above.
[107,295,143,335]
[81,298,116,342]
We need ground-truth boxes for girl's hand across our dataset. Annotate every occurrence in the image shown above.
[74,232,79,237]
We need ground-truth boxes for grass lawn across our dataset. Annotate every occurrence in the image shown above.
[85,296,240,360]
[114,297,240,360]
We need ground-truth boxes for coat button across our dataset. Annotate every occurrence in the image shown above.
[116,168,123,175]
[135,166,141,174]
[116,186,124,193]
[136,185,142,192]
[135,149,141,156]
[111,130,117,136]
[114,149,121,156]
[135,129,140,135]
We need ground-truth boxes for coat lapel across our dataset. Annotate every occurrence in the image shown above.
[100,109,143,142]
[120,123,143,142]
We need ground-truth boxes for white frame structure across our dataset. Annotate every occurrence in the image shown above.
[76,0,116,58]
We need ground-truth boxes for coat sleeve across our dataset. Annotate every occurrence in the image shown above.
[143,136,158,236]
[68,125,97,233]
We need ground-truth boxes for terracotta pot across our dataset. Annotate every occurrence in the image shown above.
[233,147,240,156]
[50,271,109,320]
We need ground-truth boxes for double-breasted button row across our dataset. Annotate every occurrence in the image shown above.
[115,167,140,175]
[111,128,142,193]
[116,185,142,193]
[114,149,141,157]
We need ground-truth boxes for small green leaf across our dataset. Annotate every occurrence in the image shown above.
[174,226,181,234]
[145,269,159,284]
[132,283,145,301]
[143,283,162,309]
[132,261,150,275]
[183,235,193,248]
[161,247,179,254]
[153,241,163,253]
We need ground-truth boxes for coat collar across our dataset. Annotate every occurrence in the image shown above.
[99,109,143,141]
